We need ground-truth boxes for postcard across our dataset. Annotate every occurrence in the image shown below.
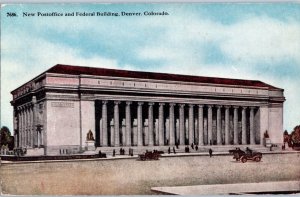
[0,3,299,195]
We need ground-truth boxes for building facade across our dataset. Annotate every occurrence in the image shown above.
[11,64,285,155]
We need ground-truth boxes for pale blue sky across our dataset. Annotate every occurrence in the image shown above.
[1,3,300,133]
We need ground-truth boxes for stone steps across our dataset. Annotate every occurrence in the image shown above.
[95,145,271,155]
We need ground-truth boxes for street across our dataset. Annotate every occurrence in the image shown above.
[0,152,299,195]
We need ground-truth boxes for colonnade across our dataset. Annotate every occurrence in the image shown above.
[16,101,43,148]
[97,100,259,147]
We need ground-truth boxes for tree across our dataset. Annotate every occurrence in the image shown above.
[291,125,300,144]
[0,126,14,150]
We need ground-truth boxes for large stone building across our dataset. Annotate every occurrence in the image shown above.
[11,64,285,155]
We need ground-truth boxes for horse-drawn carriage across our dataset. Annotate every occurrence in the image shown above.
[138,151,161,161]
[229,148,262,163]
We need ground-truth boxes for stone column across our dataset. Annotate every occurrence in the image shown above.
[148,102,154,146]
[114,101,120,147]
[22,107,25,147]
[18,107,21,147]
[198,105,204,146]
[137,102,143,146]
[169,103,175,145]
[188,104,194,145]
[158,103,165,146]
[242,107,247,145]
[30,106,33,147]
[32,96,37,147]
[126,101,132,146]
[100,118,103,147]
[250,107,255,145]
[225,106,230,145]
[18,107,22,147]
[25,107,28,147]
[207,105,213,145]
[179,104,185,145]
[21,107,24,147]
[102,101,108,146]
[233,106,239,145]
[217,105,222,145]
[24,107,27,147]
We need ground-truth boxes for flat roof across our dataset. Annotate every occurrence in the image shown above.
[45,64,281,90]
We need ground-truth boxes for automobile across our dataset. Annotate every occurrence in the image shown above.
[138,151,161,161]
[229,148,262,163]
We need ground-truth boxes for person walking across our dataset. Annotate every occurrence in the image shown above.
[209,148,213,157]
[173,147,176,154]
[168,147,171,154]
[113,149,116,157]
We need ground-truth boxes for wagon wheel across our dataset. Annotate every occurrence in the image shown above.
[241,156,247,163]
[254,157,261,162]
[140,156,145,161]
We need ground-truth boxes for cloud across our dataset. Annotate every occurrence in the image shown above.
[1,33,132,129]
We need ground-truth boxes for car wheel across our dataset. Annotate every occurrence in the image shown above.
[255,157,261,162]
[241,157,247,163]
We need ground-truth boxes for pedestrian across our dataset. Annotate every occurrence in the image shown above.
[98,150,102,157]
[168,147,171,154]
[282,143,286,150]
[191,143,194,149]
[209,148,213,157]
[195,145,198,151]
[173,147,176,154]
[246,147,252,154]
[113,149,115,157]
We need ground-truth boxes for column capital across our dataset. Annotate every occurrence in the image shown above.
[233,106,239,109]
[198,104,204,108]
[138,102,144,106]
[102,100,108,105]
[242,106,248,110]
[249,106,256,110]
[207,105,213,109]
[32,96,37,104]
[114,101,121,105]
[179,103,185,108]
[169,103,176,107]
[159,102,165,106]
[126,101,132,105]
[148,102,154,106]
[216,105,222,109]
[189,104,194,108]
[224,105,230,109]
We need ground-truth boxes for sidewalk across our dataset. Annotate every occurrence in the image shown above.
[151,181,300,195]
[1,148,299,165]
